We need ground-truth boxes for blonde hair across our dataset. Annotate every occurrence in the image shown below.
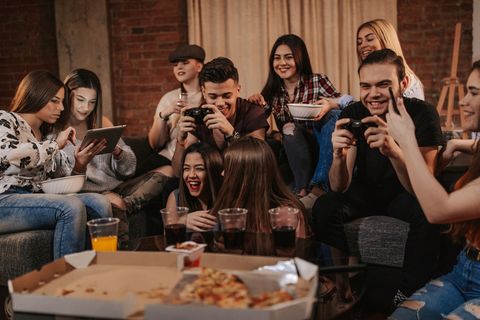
[357,19,420,88]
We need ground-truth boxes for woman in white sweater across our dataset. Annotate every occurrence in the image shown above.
[63,69,168,240]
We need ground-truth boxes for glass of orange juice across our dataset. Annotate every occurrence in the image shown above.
[86,217,120,252]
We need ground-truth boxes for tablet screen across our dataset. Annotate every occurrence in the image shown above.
[79,125,126,155]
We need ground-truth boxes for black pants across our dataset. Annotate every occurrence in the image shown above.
[312,184,441,295]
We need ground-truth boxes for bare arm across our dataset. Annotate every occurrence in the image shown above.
[148,95,181,151]
[148,114,171,151]
[396,139,480,223]
[387,98,480,224]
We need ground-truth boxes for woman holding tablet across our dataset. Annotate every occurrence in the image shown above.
[63,69,169,240]
[0,70,112,258]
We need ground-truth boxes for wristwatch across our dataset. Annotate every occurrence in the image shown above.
[224,130,240,143]
[159,111,169,121]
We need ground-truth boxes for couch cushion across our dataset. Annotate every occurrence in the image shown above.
[344,216,409,268]
[0,230,54,284]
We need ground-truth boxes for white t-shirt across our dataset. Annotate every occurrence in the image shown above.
[154,88,203,160]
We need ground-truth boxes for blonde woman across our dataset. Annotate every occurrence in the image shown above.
[357,19,424,100]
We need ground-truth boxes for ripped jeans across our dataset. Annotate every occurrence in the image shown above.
[389,249,480,320]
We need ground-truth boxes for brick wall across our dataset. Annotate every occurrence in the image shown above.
[0,0,58,109]
[108,0,187,136]
[398,0,473,105]
[0,1,473,136]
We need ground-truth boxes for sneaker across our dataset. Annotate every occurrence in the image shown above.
[300,193,319,209]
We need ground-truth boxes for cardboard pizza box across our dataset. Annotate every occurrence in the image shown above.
[145,254,318,320]
[9,251,183,319]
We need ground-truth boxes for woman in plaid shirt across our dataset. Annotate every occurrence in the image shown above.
[249,34,352,207]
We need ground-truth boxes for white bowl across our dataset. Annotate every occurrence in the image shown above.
[287,103,323,120]
[41,175,86,194]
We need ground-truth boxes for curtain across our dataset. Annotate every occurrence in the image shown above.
[187,0,396,100]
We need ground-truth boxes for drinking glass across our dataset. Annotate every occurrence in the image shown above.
[87,217,120,252]
[177,92,190,109]
[269,207,298,250]
[161,207,189,246]
[218,208,247,251]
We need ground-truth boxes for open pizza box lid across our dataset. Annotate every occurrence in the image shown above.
[8,251,183,319]
[145,253,318,320]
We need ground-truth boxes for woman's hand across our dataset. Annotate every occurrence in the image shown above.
[386,96,417,149]
[73,139,107,173]
[112,145,123,159]
[56,127,76,149]
[247,93,266,106]
[312,98,333,121]
[187,210,217,231]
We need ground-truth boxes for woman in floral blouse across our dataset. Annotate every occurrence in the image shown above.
[0,70,112,259]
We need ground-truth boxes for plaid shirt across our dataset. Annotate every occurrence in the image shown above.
[265,73,340,128]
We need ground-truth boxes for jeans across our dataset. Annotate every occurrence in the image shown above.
[311,109,341,190]
[0,191,112,259]
[389,249,480,320]
[282,109,341,192]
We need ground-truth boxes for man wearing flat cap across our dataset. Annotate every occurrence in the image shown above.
[145,44,206,175]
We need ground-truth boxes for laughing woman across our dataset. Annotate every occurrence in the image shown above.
[0,70,111,258]
[388,61,480,319]
[166,143,223,231]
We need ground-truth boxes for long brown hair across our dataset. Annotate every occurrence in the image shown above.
[212,137,306,234]
[261,34,313,104]
[449,61,480,245]
[10,70,68,136]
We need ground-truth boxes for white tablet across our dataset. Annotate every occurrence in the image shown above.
[79,125,126,155]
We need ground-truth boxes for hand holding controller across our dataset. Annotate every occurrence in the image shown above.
[343,119,376,140]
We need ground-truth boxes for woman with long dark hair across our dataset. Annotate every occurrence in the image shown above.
[249,34,351,208]
[0,70,112,258]
[388,61,480,318]
[166,142,223,232]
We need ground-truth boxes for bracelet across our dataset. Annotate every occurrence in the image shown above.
[224,130,240,143]
[159,111,170,121]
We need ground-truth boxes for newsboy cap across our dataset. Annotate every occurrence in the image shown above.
[169,44,205,63]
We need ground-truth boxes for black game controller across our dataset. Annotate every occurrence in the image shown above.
[184,107,214,124]
[343,119,376,140]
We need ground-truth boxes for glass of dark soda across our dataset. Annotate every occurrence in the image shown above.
[269,207,298,251]
[218,208,247,251]
[161,207,189,247]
